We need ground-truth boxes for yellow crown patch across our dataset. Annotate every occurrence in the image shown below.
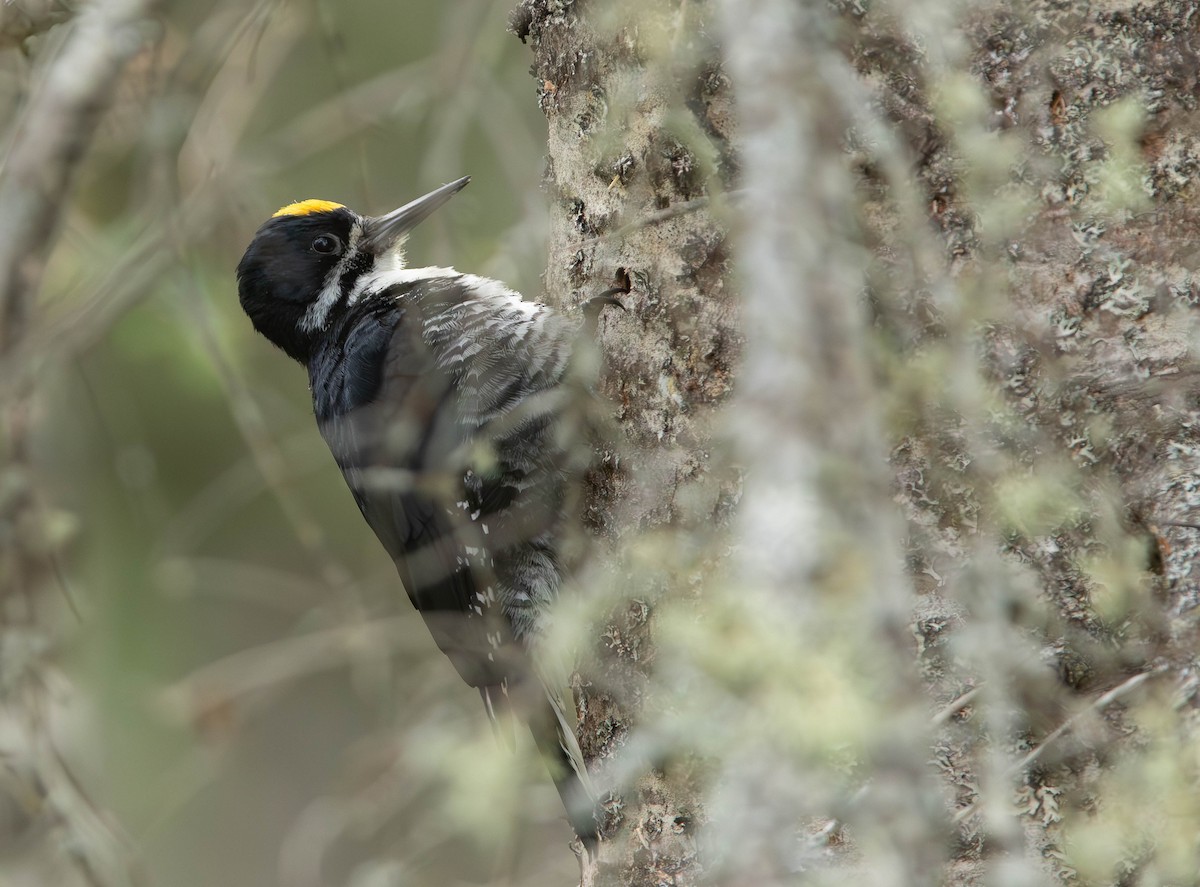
[273,199,345,218]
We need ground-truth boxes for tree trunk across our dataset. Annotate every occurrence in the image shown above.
[841,2,1200,881]
[512,0,735,883]
[518,0,1200,885]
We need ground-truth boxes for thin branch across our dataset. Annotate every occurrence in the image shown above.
[1158,521,1200,532]
[0,0,77,50]
[953,666,1167,825]
[0,0,158,353]
[1008,666,1166,777]
[577,195,715,250]
[932,685,984,727]
[28,670,147,887]
[168,255,366,612]
[159,615,414,721]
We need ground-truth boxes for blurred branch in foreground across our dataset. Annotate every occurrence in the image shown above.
[0,0,157,353]
[0,2,157,886]
[0,0,77,51]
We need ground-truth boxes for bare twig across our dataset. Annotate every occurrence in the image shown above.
[0,0,77,50]
[1008,666,1167,777]
[0,195,219,402]
[27,668,147,887]
[953,666,1168,825]
[160,615,414,720]
[176,288,364,606]
[577,195,716,249]
[256,59,431,169]
[0,0,158,626]
[1158,520,1200,532]
[932,685,984,727]
[0,0,158,353]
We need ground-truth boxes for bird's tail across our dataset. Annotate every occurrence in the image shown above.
[530,686,600,853]
[480,680,600,851]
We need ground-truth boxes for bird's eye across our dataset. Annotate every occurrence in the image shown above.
[311,234,341,254]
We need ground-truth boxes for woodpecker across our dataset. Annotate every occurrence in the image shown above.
[236,177,604,849]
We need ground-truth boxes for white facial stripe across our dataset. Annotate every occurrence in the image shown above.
[300,222,364,332]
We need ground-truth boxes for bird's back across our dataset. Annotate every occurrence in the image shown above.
[307,271,578,686]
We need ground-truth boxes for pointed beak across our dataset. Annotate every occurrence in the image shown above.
[361,176,470,254]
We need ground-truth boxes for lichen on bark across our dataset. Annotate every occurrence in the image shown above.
[512,0,736,882]
[517,0,1200,884]
[847,0,1200,882]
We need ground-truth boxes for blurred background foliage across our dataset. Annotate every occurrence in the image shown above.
[5,1,580,885]
[7,0,1200,884]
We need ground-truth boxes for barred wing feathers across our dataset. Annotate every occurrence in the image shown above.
[314,271,598,845]
[316,273,575,683]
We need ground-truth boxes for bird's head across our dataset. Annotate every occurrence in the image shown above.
[236,176,469,363]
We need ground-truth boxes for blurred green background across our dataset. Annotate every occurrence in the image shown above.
[14,1,579,884]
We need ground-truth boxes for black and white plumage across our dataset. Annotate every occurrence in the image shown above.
[235,179,601,848]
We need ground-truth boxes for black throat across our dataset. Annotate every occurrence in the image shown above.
[307,297,403,421]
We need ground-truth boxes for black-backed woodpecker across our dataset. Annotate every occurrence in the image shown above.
[236,178,603,850]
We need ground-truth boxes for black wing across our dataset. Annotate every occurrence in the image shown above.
[311,276,553,689]
[310,274,600,846]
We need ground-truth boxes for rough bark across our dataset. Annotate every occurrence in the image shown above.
[512,0,735,883]
[843,1,1200,881]
[521,0,1200,885]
